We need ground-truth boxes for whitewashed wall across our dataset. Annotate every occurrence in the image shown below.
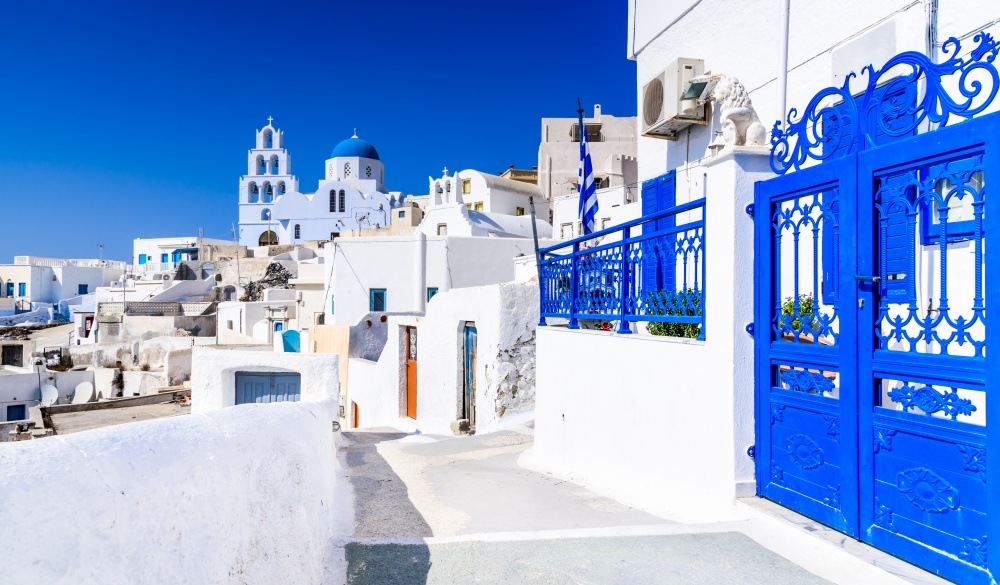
[0,397,340,584]
[347,282,538,434]
[191,347,339,413]
[529,149,771,520]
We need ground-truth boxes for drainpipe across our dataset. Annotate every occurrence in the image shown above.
[924,0,938,61]
[776,0,790,130]
[415,232,427,314]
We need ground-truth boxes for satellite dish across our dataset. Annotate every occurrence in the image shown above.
[40,385,59,407]
[71,382,95,405]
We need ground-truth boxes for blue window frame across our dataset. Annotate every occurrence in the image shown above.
[427,287,439,301]
[5,282,12,297]
[274,322,283,332]
[370,288,386,312]
[77,284,88,295]
[161,253,168,263]
[17,283,26,297]
[138,254,147,265]
[6,404,26,421]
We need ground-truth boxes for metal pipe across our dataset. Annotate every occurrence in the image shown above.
[777,0,791,129]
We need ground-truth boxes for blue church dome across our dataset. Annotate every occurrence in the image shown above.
[331,134,380,160]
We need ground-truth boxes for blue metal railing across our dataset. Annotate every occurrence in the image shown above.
[538,198,706,336]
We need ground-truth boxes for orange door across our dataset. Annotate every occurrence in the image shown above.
[405,327,418,419]
[352,401,359,429]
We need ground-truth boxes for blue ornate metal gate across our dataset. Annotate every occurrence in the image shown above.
[754,33,1000,584]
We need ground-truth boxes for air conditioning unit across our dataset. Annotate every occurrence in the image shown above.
[642,58,709,140]
[162,274,172,281]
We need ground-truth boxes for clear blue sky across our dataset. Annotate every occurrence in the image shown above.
[0,0,636,262]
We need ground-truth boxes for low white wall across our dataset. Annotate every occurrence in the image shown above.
[0,395,340,584]
[122,370,169,396]
[0,368,96,419]
[191,347,339,413]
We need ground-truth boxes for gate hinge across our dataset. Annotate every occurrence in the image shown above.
[747,445,755,459]
[745,323,754,336]
[745,203,754,218]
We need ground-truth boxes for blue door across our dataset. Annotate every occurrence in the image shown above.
[463,325,477,427]
[235,372,301,405]
[755,37,1000,584]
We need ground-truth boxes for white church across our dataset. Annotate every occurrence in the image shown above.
[237,119,405,246]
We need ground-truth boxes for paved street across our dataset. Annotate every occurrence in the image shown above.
[333,429,948,585]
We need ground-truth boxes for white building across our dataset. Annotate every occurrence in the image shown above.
[132,236,233,275]
[0,257,125,322]
[419,169,552,238]
[237,121,404,246]
[537,104,638,206]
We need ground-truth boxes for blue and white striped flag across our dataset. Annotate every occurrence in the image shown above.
[578,127,599,234]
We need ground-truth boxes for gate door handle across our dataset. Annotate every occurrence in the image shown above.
[854,275,881,283]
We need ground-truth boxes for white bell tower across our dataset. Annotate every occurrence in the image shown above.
[240,117,299,204]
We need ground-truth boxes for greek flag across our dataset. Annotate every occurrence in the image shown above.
[577,127,599,234]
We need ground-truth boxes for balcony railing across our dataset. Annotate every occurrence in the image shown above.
[538,198,705,337]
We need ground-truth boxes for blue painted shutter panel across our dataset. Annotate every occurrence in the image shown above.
[641,178,658,295]
[657,171,677,294]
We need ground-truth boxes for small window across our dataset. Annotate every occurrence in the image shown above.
[602,217,611,230]
[18,283,26,296]
[560,223,573,239]
[466,204,472,210]
[294,224,301,239]
[474,202,484,212]
[329,190,336,212]
[398,210,405,219]
[6,404,26,422]
[274,322,284,332]
[462,179,471,194]
[437,223,448,236]
[138,254,147,265]
[366,165,372,178]
[369,288,387,312]
[516,207,525,216]
[227,320,234,330]
[339,190,346,213]
[427,287,439,301]
[161,253,169,263]
[77,284,87,295]
[344,162,351,178]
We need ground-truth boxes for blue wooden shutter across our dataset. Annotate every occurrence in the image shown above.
[641,178,658,295]
[657,171,677,293]
[640,171,677,297]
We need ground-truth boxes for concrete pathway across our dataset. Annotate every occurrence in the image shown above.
[335,429,948,585]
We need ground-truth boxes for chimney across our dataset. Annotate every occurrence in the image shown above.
[594,104,602,119]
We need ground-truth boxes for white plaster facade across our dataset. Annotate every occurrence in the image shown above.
[551,184,643,240]
[325,234,548,326]
[538,104,638,204]
[348,282,538,435]
[131,236,233,275]
[238,122,405,246]
[191,347,339,413]
[0,257,124,314]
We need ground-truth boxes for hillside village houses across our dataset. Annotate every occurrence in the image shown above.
[5,1,1000,582]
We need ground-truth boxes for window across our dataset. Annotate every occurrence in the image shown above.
[77,284,87,295]
[227,320,233,330]
[6,404,26,422]
[437,223,448,236]
[560,223,573,239]
[18,283,26,296]
[138,254,147,265]
[274,322,283,332]
[466,204,472,210]
[330,232,340,240]
[4,282,12,297]
[398,210,405,219]
[427,287,439,301]
[161,253,169,263]
[294,224,301,239]
[602,217,611,230]
[330,190,336,212]
[366,165,372,178]
[474,202,484,212]
[344,162,351,177]
[369,288,387,312]
[516,207,525,216]
[462,179,471,194]
[248,182,259,202]
[339,190,346,213]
